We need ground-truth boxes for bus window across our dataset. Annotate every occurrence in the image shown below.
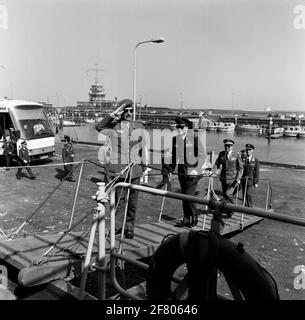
[10,106,53,140]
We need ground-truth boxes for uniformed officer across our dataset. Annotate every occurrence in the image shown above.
[214,139,243,205]
[96,99,148,239]
[62,135,75,182]
[241,143,260,207]
[2,136,16,169]
[16,141,36,180]
[169,117,207,228]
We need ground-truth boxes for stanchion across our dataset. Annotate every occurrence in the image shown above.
[78,182,108,300]
[68,162,84,229]
[240,178,248,230]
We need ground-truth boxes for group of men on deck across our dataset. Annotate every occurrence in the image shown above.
[96,98,260,239]
[214,138,260,208]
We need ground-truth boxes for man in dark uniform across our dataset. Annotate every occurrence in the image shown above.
[16,141,36,180]
[169,117,207,228]
[214,139,243,205]
[62,135,75,182]
[2,136,16,169]
[241,143,260,207]
[96,99,148,239]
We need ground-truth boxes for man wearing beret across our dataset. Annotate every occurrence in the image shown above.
[169,116,207,228]
[214,139,243,206]
[62,135,75,182]
[241,143,260,207]
[96,99,148,239]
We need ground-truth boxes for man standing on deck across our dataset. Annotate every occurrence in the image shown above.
[95,99,148,239]
[169,117,207,228]
[16,141,36,180]
[62,135,75,182]
[241,143,260,207]
[213,139,243,207]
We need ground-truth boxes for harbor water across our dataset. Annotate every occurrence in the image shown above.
[60,125,305,166]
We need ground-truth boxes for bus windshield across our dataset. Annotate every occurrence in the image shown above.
[12,105,53,140]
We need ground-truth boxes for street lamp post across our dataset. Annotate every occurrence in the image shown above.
[133,37,165,121]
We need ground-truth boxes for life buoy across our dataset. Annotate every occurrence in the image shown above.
[146,230,279,300]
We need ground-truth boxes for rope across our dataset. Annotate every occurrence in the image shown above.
[0,160,83,170]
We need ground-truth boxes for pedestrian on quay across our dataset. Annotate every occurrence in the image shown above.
[16,141,36,180]
[62,135,75,182]
[2,136,16,170]
[213,139,243,207]
[169,117,207,228]
[241,143,260,207]
[96,99,148,239]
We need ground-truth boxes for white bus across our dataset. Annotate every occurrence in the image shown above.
[0,99,55,160]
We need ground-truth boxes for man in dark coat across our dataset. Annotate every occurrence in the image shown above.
[62,135,75,182]
[2,136,16,169]
[169,117,207,228]
[241,143,260,207]
[214,139,243,205]
[16,141,36,179]
[96,99,148,239]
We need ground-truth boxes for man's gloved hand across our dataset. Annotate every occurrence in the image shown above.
[110,104,127,120]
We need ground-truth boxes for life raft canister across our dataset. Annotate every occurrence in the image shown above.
[146,230,279,300]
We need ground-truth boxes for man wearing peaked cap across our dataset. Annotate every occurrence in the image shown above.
[62,135,75,182]
[16,140,36,180]
[213,138,243,209]
[168,116,206,228]
[245,143,254,150]
[174,116,193,129]
[95,98,148,239]
[223,138,234,145]
[64,135,71,142]
[242,143,260,207]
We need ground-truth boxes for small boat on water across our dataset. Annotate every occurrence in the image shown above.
[271,127,284,139]
[298,127,305,138]
[284,126,301,137]
[63,120,76,126]
[206,122,218,131]
[85,118,95,124]
[236,124,262,133]
[217,122,235,132]
[266,127,284,139]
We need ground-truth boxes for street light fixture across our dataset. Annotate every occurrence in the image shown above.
[133,37,165,120]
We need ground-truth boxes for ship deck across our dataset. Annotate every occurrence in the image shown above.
[0,211,262,279]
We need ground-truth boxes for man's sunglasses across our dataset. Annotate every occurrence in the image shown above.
[123,109,133,114]
[176,124,186,129]
[224,144,232,148]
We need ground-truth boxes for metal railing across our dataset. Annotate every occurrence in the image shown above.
[77,182,305,300]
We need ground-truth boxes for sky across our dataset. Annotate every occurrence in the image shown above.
[0,0,305,111]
